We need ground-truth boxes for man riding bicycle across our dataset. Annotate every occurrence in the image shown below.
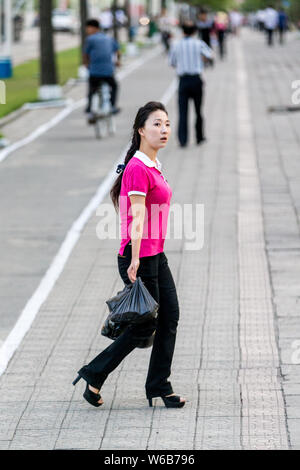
[83,19,121,123]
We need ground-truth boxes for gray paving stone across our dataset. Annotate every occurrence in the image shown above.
[15,401,70,431]
[195,437,242,450]
[55,428,103,450]
[283,383,300,395]
[9,429,60,450]
[0,441,11,450]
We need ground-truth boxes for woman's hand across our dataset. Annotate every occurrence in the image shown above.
[127,258,140,283]
[127,194,145,283]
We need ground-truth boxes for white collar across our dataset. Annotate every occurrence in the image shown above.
[133,150,162,172]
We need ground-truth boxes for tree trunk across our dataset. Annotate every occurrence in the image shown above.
[79,0,88,61]
[112,0,118,41]
[146,0,151,17]
[39,0,57,86]
[124,0,132,42]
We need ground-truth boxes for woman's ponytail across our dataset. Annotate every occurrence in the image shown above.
[110,130,140,211]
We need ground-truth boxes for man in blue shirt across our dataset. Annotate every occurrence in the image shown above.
[278,8,288,45]
[83,19,121,119]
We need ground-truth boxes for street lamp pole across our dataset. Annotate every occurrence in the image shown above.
[0,0,13,78]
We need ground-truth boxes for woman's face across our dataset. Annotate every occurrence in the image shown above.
[139,110,171,150]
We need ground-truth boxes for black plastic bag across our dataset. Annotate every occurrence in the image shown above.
[106,277,159,325]
[101,277,159,348]
[101,318,156,348]
[101,317,127,340]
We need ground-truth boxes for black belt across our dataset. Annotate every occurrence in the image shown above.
[179,74,201,78]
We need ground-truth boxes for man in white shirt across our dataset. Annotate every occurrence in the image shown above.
[159,7,172,52]
[99,8,113,32]
[230,9,243,35]
[264,5,278,45]
[256,9,266,31]
[169,22,213,147]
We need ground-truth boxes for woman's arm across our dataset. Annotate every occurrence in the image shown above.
[127,194,146,283]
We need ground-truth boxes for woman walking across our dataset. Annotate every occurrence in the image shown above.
[73,101,185,409]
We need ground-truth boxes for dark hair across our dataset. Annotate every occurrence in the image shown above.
[110,101,168,211]
[182,23,197,36]
[86,19,100,29]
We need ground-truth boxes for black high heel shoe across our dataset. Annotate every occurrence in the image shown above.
[148,394,186,408]
[73,375,103,408]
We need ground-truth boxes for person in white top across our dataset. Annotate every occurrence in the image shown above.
[264,5,278,46]
[230,9,243,35]
[99,8,113,32]
[158,7,172,52]
[256,9,266,31]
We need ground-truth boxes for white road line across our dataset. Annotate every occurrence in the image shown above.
[0,46,163,165]
[0,76,178,376]
[0,99,84,163]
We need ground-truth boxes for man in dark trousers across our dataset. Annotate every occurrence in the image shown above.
[83,19,121,121]
[278,7,288,45]
[196,8,214,48]
[169,23,213,147]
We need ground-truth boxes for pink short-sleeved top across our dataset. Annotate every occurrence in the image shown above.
[118,150,172,258]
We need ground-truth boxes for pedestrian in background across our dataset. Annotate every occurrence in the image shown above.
[148,15,159,41]
[159,7,172,52]
[196,7,214,48]
[213,11,228,59]
[229,9,243,36]
[264,5,278,46]
[169,22,213,148]
[256,9,266,31]
[278,7,288,45]
[99,8,113,32]
[73,101,186,410]
[83,19,121,122]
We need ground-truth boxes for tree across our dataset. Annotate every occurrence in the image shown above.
[112,0,118,41]
[79,0,88,59]
[39,0,62,100]
[289,0,300,23]
[124,0,132,42]
[241,0,273,11]
[177,0,238,11]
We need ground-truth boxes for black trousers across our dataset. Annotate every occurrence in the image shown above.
[78,242,180,399]
[87,75,118,112]
[217,30,226,58]
[278,27,285,45]
[178,75,204,147]
[266,28,274,46]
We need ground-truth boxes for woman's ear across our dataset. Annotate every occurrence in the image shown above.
[138,127,144,138]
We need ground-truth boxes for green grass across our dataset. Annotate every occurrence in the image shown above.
[0,47,81,119]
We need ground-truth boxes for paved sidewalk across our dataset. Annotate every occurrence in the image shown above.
[0,29,300,450]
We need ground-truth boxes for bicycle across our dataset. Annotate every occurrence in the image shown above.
[89,82,116,139]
